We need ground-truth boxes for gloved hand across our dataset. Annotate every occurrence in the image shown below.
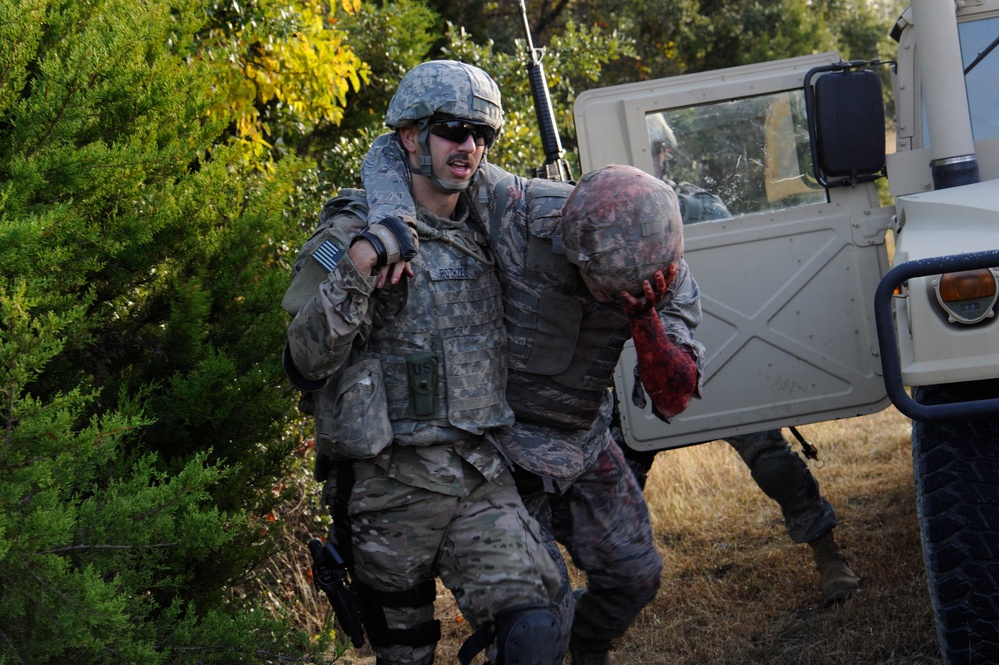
[618,266,676,317]
[351,216,419,269]
[617,265,697,420]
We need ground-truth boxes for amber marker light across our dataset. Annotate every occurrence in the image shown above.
[933,268,999,324]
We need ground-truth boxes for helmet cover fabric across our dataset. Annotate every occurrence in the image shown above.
[561,164,684,296]
[385,60,504,132]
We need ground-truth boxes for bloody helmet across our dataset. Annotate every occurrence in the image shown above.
[561,164,684,297]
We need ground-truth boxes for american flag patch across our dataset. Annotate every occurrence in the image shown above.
[312,240,344,272]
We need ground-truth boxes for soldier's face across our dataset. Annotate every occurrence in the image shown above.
[652,142,672,180]
[426,128,485,189]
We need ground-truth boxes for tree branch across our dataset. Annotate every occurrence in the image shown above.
[39,542,178,555]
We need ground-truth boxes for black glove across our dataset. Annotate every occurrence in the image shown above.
[351,216,419,269]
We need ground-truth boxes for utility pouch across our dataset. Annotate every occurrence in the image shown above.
[319,358,393,459]
[406,352,438,419]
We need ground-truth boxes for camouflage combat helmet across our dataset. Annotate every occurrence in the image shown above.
[561,164,684,297]
[385,60,504,191]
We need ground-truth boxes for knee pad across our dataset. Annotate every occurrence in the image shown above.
[458,604,563,665]
[495,605,563,665]
[750,451,809,504]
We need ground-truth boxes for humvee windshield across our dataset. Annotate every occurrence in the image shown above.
[645,89,826,220]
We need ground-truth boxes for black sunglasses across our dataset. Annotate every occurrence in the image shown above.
[429,119,497,148]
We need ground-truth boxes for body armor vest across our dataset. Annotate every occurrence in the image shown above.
[350,201,512,436]
[486,174,633,430]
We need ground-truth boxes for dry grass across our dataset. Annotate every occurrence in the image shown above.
[255,406,942,664]
[627,407,939,664]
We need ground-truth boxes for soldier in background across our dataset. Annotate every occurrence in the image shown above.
[363,126,705,662]
[618,114,861,605]
[282,61,563,665]
[646,115,733,224]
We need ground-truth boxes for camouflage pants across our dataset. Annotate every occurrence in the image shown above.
[323,456,560,665]
[517,430,663,655]
[725,429,837,544]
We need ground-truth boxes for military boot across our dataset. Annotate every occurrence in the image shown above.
[809,529,860,604]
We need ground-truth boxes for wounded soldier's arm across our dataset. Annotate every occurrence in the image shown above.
[362,133,419,226]
[361,133,421,287]
[621,260,704,419]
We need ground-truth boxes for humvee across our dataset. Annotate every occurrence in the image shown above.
[572,1,999,661]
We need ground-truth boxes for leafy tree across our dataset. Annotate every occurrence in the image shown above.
[426,0,896,82]
[199,0,371,166]
[197,0,444,208]
[0,0,339,660]
[444,20,637,179]
[311,0,442,191]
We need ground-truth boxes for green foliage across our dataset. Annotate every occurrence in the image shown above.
[199,0,371,164]
[311,0,442,190]
[426,0,896,81]
[0,283,301,663]
[0,0,333,660]
[443,20,637,179]
[340,0,440,102]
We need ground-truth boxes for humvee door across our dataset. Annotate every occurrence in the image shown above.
[574,52,893,450]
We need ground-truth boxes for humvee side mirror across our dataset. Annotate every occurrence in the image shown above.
[804,61,889,188]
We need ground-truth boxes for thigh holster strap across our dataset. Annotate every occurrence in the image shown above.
[355,579,441,647]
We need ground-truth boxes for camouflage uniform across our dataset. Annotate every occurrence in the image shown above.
[284,177,559,663]
[363,138,706,660]
[723,429,837,542]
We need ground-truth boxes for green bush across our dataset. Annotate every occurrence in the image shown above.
[0,0,326,660]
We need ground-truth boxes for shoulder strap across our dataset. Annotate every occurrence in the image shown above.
[319,188,369,228]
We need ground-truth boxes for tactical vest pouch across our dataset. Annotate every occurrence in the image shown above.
[528,292,581,375]
[406,352,438,419]
[318,358,393,459]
